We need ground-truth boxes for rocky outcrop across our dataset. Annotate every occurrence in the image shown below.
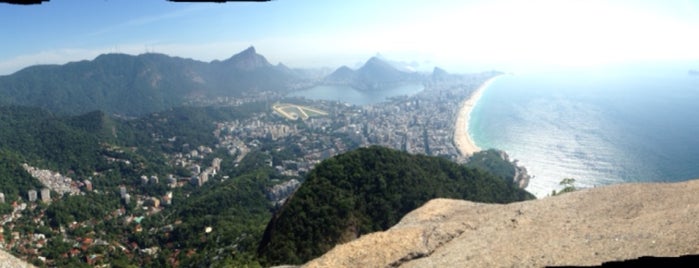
[499,151,530,188]
[304,179,699,267]
[0,250,33,268]
[266,179,301,204]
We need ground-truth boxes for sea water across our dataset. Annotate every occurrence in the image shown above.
[470,62,699,197]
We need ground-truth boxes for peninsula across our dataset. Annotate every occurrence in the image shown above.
[453,75,500,156]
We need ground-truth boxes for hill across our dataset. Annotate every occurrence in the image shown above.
[0,47,299,116]
[304,179,699,267]
[257,146,534,265]
[0,106,107,176]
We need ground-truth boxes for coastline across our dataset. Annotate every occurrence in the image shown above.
[454,75,500,157]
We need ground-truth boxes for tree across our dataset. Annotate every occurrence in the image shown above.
[552,178,577,196]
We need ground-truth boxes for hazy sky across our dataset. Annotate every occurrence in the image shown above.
[1,0,698,75]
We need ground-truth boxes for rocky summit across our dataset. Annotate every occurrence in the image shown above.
[304,179,699,267]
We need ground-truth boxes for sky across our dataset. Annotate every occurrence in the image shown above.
[1,0,698,75]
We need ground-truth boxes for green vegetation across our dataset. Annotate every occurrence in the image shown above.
[45,193,122,228]
[0,104,265,180]
[0,106,106,176]
[0,104,283,266]
[466,149,518,183]
[167,169,272,266]
[257,146,534,265]
[552,178,578,196]
[0,150,44,202]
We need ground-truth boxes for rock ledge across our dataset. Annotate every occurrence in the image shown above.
[304,179,699,267]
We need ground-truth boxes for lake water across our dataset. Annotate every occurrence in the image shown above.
[287,83,424,105]
[470,62,699,197]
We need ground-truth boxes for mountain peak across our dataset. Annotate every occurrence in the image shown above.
[359,57,397,73]
[433,66,448,74]
[432,67,450,80]
[223,46,271,71]
[365,56,387,65]
[242,46,256,55]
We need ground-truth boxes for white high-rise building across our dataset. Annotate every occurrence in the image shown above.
[28,190,37,202]
[41,188,51,202]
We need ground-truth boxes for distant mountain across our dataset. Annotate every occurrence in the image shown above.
[356,57,411,83]
[373,53,421,72]
[257,146,534,265]
[322,57,425,91]
[217,46,272,70]
[690,69,699,76]
[324,65,356,83]
[0,46,300,116]
[431,66,450,81]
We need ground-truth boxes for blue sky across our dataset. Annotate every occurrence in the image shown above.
[1,0,698,75]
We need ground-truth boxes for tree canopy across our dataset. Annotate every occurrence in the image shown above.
[258,146,534,265]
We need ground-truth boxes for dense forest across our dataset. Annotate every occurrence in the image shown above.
[257,146,534,265]
[0,150,44,210]
[466,149,518,181]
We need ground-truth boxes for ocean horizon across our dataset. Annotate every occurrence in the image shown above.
[470,61,699,197]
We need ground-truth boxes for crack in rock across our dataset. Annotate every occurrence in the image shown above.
[387,223,472,267]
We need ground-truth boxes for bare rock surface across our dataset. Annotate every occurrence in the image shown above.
[0,250,33,268]
[304,180,699,267]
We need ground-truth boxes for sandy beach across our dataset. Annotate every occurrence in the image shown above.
[454,76,500,157]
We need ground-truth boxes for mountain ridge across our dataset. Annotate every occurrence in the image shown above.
[0,48,462,116]
[0,47,299,116]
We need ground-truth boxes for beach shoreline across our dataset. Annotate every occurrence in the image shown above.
[454,75,501,157]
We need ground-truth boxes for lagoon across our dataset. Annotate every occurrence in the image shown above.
[287,83,424,105]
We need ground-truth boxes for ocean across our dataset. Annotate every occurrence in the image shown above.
[469,62,699,197]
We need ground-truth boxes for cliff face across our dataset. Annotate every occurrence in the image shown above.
[304,179,699,267]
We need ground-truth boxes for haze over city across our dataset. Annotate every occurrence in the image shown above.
[1,0,698,75]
